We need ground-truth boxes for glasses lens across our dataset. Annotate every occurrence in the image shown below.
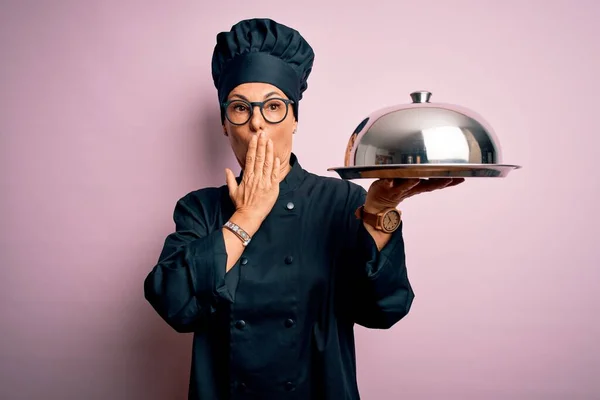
[226,101,251,124]
[262,99,288,123]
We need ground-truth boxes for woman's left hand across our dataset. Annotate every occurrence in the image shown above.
[364,177,465,212]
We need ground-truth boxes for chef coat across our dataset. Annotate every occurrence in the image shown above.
[144,153,415,399]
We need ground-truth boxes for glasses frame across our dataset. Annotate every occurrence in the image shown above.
[221,98,295,126]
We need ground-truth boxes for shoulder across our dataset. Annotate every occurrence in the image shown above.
[171,185,228,226]
[303,170,367,205]
[306,170,366,193]
[178,185,226,208]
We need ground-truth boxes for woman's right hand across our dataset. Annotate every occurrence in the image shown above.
[225,132,281,223]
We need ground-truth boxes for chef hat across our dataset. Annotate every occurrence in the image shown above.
[211,18,315,123]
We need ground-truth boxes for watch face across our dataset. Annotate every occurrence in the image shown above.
[382,210,401,232]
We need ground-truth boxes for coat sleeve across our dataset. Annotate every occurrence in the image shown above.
[143,191,239,333]
[340,182,415,330]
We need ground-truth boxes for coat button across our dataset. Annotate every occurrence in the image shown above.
[240,257,248,265]
[285,318,295,328]
[284,255,293,264]
[285,381,295,391]
[235,320,246,329]
[286,202,295,210]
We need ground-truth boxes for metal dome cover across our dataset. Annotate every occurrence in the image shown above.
[328,91,522,179]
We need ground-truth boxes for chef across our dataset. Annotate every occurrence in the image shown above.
[144,17,463,400]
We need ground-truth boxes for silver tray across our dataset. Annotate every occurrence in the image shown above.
[328,164,521,179]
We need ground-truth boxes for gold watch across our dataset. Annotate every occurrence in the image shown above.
[355,205,402,233]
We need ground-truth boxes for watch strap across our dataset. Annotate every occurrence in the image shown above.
[355,205,379,228]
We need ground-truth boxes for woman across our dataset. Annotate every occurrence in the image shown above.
[144,18,462,400]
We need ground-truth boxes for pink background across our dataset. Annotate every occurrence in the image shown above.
[1,1,599,399]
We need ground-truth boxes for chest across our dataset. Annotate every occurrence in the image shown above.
[222,194,343,319]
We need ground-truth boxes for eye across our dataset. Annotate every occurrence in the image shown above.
[227,100,250,113]
[264,99,285,111]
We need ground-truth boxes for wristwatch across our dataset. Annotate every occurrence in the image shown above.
[355,205,402,233]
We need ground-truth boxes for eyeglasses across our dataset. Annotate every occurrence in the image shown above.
[222,98,294,125]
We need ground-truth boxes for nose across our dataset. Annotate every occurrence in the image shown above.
[248,104,266,132]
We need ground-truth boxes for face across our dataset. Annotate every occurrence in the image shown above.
[222,82,297,171]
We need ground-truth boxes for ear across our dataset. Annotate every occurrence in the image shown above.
[222,125,228,137]
[292,120,298,134]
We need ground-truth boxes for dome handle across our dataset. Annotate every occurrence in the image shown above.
[410,91,432,103]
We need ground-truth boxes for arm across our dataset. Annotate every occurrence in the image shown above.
[342,184,415,330]
[361,207,393,251]
[143,192,261,333]
[224,211,263,271]
[145,134,281,333]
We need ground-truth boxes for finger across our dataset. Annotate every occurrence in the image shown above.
[392,178,421,191]
[272,157,281,184]
[430,177,454,188]
[380,178,420,195]
[368,178,418,201]
[402,178,452,199]
[375,178,418,191]
[245,134,258,174]
[419,178,453,192]
[263,138,274,179]
[446,178,465,188]
[254,132,267,176]
[225,168,238,199]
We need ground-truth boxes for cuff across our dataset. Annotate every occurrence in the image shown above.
[185,229,238,306]
[357,221,405,278]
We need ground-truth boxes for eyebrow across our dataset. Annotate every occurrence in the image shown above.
[229,91,283,101]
